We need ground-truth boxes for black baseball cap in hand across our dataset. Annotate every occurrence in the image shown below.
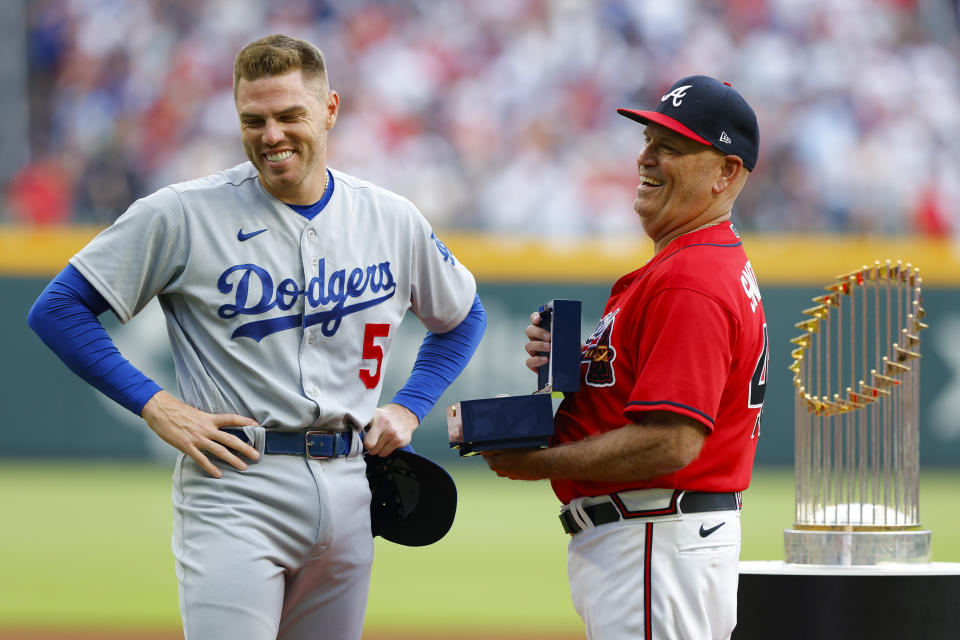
[365,445,457,546]
[617,75,759,171]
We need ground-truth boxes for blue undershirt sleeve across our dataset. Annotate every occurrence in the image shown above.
[390,294,486,422]
[26,264,163,416]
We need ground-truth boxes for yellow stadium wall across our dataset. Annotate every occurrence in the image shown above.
[3,227,958,467]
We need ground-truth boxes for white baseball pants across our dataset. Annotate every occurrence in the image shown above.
[171,446,373,640]
[567,504,741,639]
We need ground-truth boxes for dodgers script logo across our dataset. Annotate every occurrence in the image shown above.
[217,259,396,342]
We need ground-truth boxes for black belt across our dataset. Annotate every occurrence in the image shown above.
[223,428,353,459]
[560,491,740,535]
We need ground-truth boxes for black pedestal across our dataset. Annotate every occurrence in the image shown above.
[734,561,960,640]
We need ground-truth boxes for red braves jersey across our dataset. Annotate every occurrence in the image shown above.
[551,222,768,504]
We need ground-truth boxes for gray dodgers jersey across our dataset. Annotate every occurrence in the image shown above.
[70,163,477,431]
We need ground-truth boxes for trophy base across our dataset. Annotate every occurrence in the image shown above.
[784,528,931,565]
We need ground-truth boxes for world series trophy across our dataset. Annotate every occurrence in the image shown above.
[785,260,929,564]
[447,300,581,456]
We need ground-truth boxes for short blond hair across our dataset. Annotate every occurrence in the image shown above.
[233,34,328,100]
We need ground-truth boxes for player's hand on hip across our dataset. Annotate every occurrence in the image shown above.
[525,311,551,373]
[363,403,418,457]
[140,390,260,478]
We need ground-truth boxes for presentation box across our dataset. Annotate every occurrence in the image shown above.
[447,299,581,456]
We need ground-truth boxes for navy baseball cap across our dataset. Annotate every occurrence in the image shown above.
[365,445,457,547]
[617,75,759,171]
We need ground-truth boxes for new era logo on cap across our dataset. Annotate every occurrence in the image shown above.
[617,75,759,171]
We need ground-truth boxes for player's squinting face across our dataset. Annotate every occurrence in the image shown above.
[633,123,728,244]
[237,69,339,205]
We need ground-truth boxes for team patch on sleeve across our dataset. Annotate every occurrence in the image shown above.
[582,309,619,387]
[430,231,456,266]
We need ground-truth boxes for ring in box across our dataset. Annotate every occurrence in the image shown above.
[447,300,581,456]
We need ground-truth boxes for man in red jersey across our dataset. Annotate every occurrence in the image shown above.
[483,76,769,640]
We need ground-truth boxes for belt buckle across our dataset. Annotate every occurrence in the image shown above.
[559,509,577,535]
[305,430,334,459]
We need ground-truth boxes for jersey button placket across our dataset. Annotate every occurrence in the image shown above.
[300,225,326,416]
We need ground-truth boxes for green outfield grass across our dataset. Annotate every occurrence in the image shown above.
[1,463,958,636]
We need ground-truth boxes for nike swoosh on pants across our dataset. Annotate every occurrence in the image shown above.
[699,522,725,537]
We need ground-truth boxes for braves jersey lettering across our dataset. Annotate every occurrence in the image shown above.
[740,260,762,312]
[218,259,397,341]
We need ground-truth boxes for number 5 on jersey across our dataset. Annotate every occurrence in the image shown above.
[360,323,390,389]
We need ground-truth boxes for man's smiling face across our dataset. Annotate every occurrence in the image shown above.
[633,123,727,243]
[236,69,338,205]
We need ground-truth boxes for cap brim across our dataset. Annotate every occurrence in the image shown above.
[365,446,457,547]
[616,108,712,146]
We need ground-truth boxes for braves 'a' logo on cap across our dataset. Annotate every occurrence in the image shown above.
[661,85,693,107]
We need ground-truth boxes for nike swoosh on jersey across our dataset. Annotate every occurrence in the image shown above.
[237,228,268,241]
[699,522,726,537]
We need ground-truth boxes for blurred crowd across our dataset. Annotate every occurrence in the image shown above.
[6,0,960,236]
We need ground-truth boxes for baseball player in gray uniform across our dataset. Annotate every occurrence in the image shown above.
[27,34,485,639]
